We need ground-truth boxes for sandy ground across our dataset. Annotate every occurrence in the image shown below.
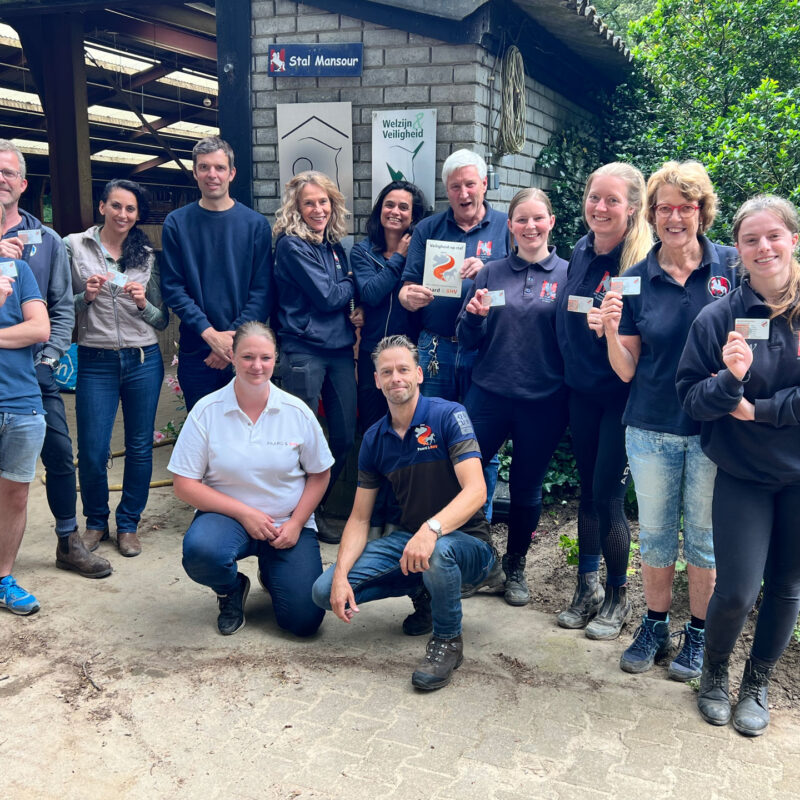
[2,385,799,799]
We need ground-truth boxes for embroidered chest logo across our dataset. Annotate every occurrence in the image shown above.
[593,271,611,300]
[708,275,731,297]
[540,280,558,302]
[476,240,492,259]
[414,424,438,451]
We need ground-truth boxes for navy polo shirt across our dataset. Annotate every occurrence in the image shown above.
[457,248,568,400]
[0,259,45,415]
[357,394,490,542]
[619,236,738,435]
[402,203,508,337]
[556,233,628,395]
[677,280,800,485]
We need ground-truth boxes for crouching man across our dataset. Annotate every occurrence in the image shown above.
[312,334,496,690]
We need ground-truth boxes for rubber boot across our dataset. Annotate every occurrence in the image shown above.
[557,571,604,629]
[585,584,632,640]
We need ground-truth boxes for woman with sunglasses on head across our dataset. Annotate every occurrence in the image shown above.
[457,188,568,607]
[677,195,800,736]
[66,179,168,561]
[555,163,652,639]
[600,161,737,680]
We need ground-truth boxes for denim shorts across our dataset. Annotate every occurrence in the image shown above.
[625,426,716,569]
[0,411,46,482]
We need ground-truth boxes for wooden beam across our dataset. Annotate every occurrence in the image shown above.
[128,154,169,175]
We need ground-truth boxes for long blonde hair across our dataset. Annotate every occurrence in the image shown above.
[583,162,652,274]
[733,194,800,327]
[273,171,349,244]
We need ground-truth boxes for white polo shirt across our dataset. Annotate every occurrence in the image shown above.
[168,379,334,530]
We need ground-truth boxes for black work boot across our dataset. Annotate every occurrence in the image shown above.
[56,530,113,578]
[502,553,530,606]
[733,657,773,736]
[697,650,731,726]
[216,573,250,635]
[585,584,632,640]
[411,634,463,691]
[557,571,604,629]
[402,587,433,636]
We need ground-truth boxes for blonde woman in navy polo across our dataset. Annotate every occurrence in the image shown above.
[677,195,800,736]
[600,161,737,681]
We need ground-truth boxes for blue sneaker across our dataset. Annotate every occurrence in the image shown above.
[620,615,671,674]
[667,623,705,682]
[0,575,40,616]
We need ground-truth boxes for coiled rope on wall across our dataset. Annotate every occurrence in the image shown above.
[494,44,526,157]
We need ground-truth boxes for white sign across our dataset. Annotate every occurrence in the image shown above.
[371,108,436,210]
[277,102,354,232]
[423,240,465,297]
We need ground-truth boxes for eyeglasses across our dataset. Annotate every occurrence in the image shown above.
[0,168,22,181]
[654,203,700,218]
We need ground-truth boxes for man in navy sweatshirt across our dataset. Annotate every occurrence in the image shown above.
[161,137,273,411]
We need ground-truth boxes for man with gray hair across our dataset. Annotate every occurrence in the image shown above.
[161,136,273,410]
[0,139,111,579]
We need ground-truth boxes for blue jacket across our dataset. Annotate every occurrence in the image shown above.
[3,208,73,363]
[677,279,800,485]
[457,248,567,400]
[350,237,411,350]
[274,234,356,354]
[161,201,273,353]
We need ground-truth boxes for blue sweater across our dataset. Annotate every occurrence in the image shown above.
[457,248,568,400]
[274,234,356,354]
[350,237,411,350]
[160,201,273,353]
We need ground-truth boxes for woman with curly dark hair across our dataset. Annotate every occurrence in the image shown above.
[66,179,168,558]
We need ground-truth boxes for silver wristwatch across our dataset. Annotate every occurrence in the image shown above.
[426,518,443,538]
[41,355,59,369]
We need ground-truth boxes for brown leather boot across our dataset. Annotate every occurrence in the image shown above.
[117,532,142,557]
[56,530,112,578]
[82,527,109,552]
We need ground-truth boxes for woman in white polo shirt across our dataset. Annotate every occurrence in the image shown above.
[168,322,334,637]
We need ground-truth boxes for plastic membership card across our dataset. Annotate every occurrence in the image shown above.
[608,276,641,295]
[423,240,465,297]
[734,318,770,340]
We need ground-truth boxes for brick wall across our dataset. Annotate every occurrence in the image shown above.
[251,1,594,229]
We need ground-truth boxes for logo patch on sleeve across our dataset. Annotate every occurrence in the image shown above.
[453,410,474,435]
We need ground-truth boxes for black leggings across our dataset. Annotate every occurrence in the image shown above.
[465,383,568,557]
[568,387,631,584]
[706,469,800,666]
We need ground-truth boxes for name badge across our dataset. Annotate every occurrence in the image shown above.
[18,229,42,245]
[106,269,128,288]
[609,276,641,295]
[567,295,593,313]
[734,318,770,340]
[481,289,506,308]
[0,260,18,277]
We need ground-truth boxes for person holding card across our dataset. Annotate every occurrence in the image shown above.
[351,181,427,545]
[273,171,361,545]
[676,195,800,736]
[600,161,737,679]
[66,180,168,558]
[457,188,567,606]
[555,163,652,638]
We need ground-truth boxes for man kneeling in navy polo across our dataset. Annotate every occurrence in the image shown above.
[312,334,496,690]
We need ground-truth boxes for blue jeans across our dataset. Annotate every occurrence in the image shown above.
[625,426,716,569]
[0,412,46,482]
[182,512,324,637]
[76,345,164,533]
[36,364,78,533]
[312,529,495,639]
[177,346,233,412]
[280,349,356,503]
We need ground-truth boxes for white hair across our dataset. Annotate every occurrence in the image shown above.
[441,149,487,185]
[0,139,26,179]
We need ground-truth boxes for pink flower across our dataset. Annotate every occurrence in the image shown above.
[153,431,166,443]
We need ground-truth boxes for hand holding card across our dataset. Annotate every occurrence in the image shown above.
[17,229,43,246]
[0,260,18,278]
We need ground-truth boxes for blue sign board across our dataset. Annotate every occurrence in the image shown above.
[268,43,363,77]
